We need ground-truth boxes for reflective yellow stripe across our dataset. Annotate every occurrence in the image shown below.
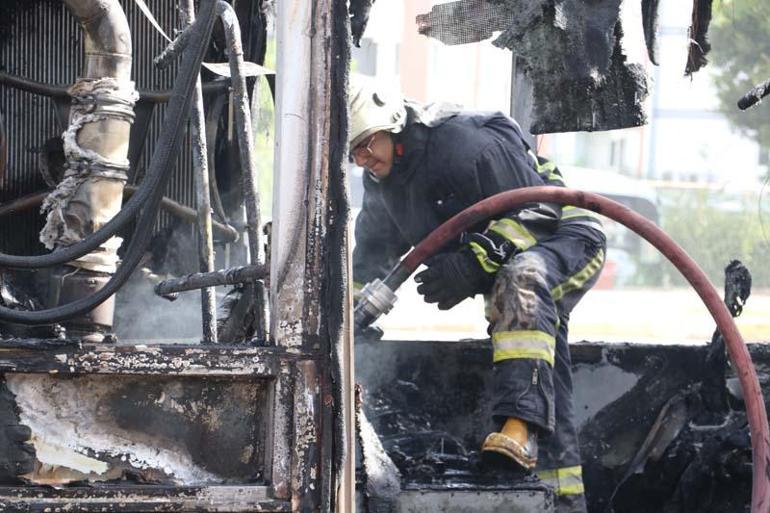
[487,218,537,251]
[537,160,557,173]
[561,206,604,232]
[535,160,565,185]
[492,330,556,365]
[550,249,605,302]
[527,152,565,185]
[537,465,585,496]
[469,242,500,274]
[562,206,601,221]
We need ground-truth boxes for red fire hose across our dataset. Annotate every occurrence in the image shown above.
[359,186,770,513]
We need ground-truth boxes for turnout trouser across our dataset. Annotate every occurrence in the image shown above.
[486,227,606,513]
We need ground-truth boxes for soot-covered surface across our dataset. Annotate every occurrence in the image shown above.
[414,0,648,133]
[356,339,764,512]
[0,374,268,486]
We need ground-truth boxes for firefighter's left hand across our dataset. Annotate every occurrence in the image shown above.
[415,249,494,310]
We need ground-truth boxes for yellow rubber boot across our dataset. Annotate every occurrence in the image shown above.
[481,417,538,469]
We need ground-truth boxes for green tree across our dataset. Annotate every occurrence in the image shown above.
[654,189,770,288]
[710,0,770,157]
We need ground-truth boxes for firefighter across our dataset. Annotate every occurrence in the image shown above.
[349,76,606,513]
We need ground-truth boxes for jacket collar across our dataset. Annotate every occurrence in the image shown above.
[388,122,429,186]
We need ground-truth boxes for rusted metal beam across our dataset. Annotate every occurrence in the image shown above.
[271,0,353,510]
[0,486,290,512]
[291,361,322,511]
[217,0,268,342]
[0,345,313,376]
[154,264,268,298]
[270,362,294,500]
[181,0,218,344]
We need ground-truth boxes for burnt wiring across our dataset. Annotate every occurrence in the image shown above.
[0,0,219,323]
[0,71,231,270]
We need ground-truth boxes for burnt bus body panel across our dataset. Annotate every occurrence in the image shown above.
[356,339,761,513]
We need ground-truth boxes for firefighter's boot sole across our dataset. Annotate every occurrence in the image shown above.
[481,431,538,470]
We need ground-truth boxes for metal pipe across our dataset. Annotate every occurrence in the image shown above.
[63,0,131,79]
[217,1,267,340]
[0,188,239,242]
[182,0,218,344]
[46,0,137,339]
[0,71,229,103]
[0,0,220,324]
[271,0,313,349]
[355,186,770,513]
[55,0,136,267]
[123,187,238,242]
[154,264,268,298]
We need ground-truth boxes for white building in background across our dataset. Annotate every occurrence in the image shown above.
[353,0,766,188]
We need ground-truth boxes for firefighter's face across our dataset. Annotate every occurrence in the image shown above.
[351,131,394,179]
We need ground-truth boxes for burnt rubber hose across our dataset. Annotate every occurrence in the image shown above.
[0,0,219,323]
[0,1,218,270]
[356,186,770,513]
[738,77,770,111]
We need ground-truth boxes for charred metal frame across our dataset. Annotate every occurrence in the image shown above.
[182,0,218,344]
[0,343,297,511]
[0,0,352,511]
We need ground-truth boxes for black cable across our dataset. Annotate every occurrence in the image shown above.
[738,77,770,111]
[0,0,219,324]
[0,1,217,270]
[0,71,230,104]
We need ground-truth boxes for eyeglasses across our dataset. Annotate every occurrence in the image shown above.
[350,133,377,162]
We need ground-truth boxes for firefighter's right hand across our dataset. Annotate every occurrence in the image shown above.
[414,249,494,310]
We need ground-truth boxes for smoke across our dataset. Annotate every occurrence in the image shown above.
[113,222,204,343]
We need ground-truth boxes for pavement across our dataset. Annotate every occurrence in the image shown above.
[377,280,770,344]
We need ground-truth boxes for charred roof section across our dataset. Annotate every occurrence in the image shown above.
[414,0,716,134]
[416,0,647,133]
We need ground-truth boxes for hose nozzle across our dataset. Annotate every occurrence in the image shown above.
[354,279,397,331]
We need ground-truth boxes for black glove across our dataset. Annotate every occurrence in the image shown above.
[415,248,495,310]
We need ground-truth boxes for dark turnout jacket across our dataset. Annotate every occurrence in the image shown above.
[352,103,603,287]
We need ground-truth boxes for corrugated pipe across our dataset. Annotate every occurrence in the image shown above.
[355,186,770,513]
[37,0,137,339]
[44,0,137,269]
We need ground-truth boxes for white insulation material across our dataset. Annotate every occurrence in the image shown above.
[6,374,218,485]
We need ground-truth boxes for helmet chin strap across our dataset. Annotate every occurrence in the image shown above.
[366,169,381,183]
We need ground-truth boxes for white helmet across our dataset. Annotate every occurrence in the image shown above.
[348,75,406,149]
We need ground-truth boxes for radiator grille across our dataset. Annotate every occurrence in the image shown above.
[0,0,196,255]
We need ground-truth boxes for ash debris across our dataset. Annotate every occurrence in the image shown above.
[0,378,35,484]
[349,0,376,47]
[685,0,714,75]
[360,380,537,488]
[589,260,755,513]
